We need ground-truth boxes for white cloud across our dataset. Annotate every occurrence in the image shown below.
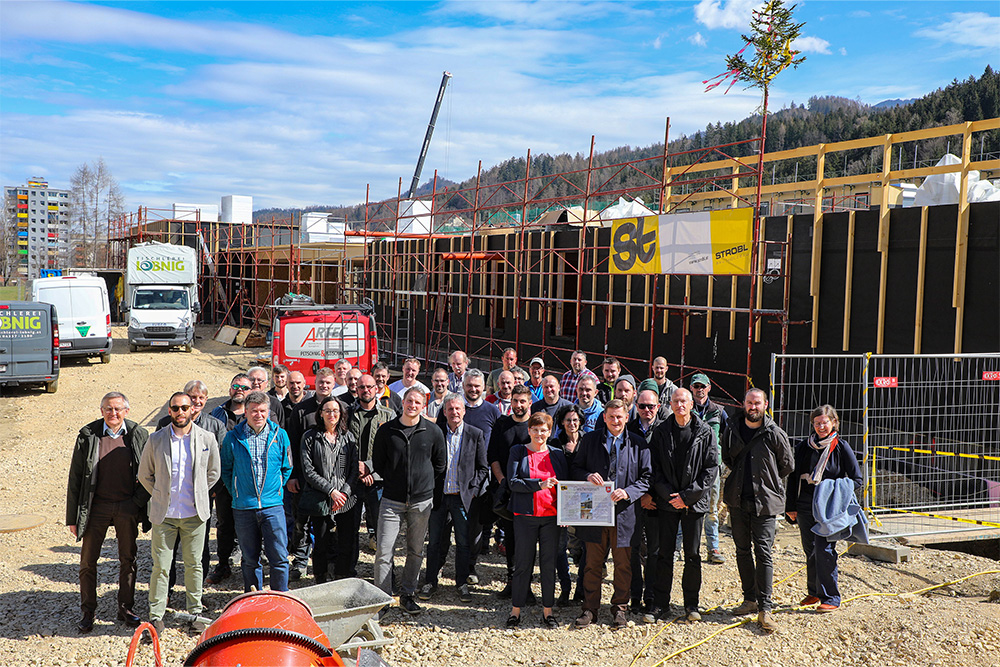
[693,0,762,30]
[915,12,1000,49]
[438,0,626,27]
[688,32,708,47]
[850,11,871,19]
[792,36,831,55]
[653,36,663,50]
[839,47,847,57]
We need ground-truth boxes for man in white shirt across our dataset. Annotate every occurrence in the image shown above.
[389,357,431,396]
[139,392,221,634]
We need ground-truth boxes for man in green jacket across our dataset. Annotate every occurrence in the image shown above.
[66,392,150,634]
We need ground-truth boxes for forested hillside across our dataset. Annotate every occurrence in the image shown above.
[255,67,998,224]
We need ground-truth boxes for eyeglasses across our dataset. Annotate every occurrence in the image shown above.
[359,384,377,390]
[320,408,339,415]
[232,384,251,391]
[637,403,658,410]
[101,406,127,413]
[169,404,192,412]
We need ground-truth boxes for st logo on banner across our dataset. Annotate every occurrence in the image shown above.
[611,216,660,274]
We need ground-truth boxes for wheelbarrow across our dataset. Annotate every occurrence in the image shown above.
[288,578,395,656]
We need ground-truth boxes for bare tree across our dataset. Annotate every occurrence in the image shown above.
[0,200,16,285]
[70,158,125,267]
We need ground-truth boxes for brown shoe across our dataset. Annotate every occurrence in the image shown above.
[732,600,758,615]
[612,609,628,629]
[758,610,778,633]
[574,609,595,628]
[799,595,820,606]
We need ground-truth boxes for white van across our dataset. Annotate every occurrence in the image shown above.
[31,275,112,363]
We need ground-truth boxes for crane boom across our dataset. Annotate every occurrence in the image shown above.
[406,71,452,199]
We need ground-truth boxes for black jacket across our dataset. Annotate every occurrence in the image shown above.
[648,413,718,514]
[66,418,150,539]
[372,416,447,504]
[507,444,569,516]
[721,411,793,516]
[439,422,490,512]
[299,428,359,516]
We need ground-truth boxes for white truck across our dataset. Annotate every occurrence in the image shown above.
[122,242,200,352]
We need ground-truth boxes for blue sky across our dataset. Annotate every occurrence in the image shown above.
[1,0,997,211]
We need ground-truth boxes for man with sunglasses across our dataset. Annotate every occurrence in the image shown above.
[66,392,149,634]
[628,388,665,613]
[207,373,254,584]
[140,392,221,634]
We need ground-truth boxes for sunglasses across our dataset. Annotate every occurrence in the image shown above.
[169,404,192,412]
[232,384,251,391]
[637,403,658,410]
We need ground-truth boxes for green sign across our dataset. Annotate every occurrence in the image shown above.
[76,325,91,337]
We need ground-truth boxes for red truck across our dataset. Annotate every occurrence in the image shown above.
[270,298,379,389]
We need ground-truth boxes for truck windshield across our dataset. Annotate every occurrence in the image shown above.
[133,289,189,310]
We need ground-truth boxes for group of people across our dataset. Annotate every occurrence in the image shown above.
[66,349,863,636]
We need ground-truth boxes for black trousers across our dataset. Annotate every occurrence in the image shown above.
[212,482,237,566]
[630,506,660,603]
[511,515,559,608]
[79,500,139,615]
[300,510,358,582]
[654,511,705,611]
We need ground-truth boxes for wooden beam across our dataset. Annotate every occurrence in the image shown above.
[914,206,929,354]
[729,276,736,340]
[810,145,826,348]
[953,122,973,354]
[842,211,856,351]
[705,277,714,338]
[875,221,891,354]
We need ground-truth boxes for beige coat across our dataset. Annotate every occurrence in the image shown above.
[138,422,221,524]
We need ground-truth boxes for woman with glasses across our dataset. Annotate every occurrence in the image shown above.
[505,412,568,628]
[297,396,359,582]
[552,404,585,606]
[785,405,863,613]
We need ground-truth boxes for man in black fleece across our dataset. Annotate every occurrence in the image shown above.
[372,387,446,616]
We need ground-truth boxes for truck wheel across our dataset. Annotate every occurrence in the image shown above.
[100,352,111,364]
[46,379,58,393]
[185,342,193,353]
[129,343,138,353]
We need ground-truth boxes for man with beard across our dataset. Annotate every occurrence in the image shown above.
[425,368,451,419]
[348,374,395,551]
[721,388,793,633]
[269,364,290,401]
[140,392,221,634]
[575,376,604,434]
[339,368,363,407]
[597,357,621,405]
[614,375,638,421]
[486,384,533,598]
[207,373,253,584]
[372,362,403,415]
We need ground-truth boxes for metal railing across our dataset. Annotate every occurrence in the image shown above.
[771,353,1000,541]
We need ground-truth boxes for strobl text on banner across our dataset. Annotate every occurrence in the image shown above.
[609,208,754,275]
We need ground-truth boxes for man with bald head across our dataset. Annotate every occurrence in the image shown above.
[644,388,718,624]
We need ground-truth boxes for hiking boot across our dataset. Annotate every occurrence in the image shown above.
[418,583,437,600]
[189,618,208,633]
[732,600,758,615]
[205,565,231,585]
[642,606,664,624]
[574,609,595,628]
[708,549,726,564]
[758,610,778,633]
[612,608,628,629]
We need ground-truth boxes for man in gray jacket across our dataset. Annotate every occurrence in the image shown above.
[139,391,221,634]
[721,388,793,633]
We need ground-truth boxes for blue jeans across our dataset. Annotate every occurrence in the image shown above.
[703,473,721,551]
[425,494,470,587]
[232,505,289,592]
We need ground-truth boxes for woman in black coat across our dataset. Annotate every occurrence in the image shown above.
[298,396,359,582]
[785,405,862,612]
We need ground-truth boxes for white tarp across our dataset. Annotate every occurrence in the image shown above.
[599,196,657,220]
[911,154,1000,206]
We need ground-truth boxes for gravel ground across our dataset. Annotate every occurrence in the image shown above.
[1,325,998,666]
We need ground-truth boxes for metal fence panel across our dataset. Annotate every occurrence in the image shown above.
[771,353,1000,541]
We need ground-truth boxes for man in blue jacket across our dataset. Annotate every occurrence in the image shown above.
[220,391,292,593]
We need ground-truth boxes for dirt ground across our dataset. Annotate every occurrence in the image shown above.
[0,325,998,666]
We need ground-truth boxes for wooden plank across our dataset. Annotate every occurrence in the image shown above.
[914,206,929,354]
[876,232,891,354]
[729,276,736,340]
[842,211,856,351]
[953,122,973,354]
[214,325,239,345]
[810,145,826,349]
[705,277,714,338]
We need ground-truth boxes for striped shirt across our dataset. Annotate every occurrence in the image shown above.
[244,423,270,492]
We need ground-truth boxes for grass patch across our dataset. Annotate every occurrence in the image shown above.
[0,285,27,300]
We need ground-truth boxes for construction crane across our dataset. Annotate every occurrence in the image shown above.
[405,71,452,199]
